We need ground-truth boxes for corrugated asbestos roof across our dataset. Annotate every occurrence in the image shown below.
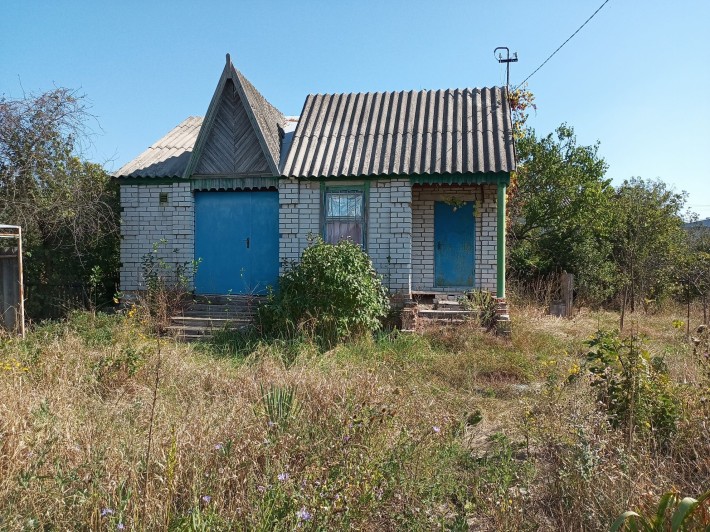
[281,87,515,178]
[114,116,202,178]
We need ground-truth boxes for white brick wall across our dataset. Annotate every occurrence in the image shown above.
[411,184,497,292]
[278,179,413,295]
[368,179,412,293]
[279,179,320,266]
[119,182,195,292]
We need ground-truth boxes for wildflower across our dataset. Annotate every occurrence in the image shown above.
[101,508,114,517]
[277,472,289,482]
[432,426,441,433]
[296,507,313,521]
[202,495,211,504]
[214,443,224,451]
[117,523,125,530]
[257,485,267,493]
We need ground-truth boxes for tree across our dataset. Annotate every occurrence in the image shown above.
[0,89,119,318]
[676,225,710,326]
[508,124,616,304]
[610,178,686,320]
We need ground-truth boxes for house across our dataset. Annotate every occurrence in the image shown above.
[116,54,515,314]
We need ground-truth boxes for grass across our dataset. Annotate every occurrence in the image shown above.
[0,306,708,530]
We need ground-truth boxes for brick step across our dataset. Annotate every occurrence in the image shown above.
[186,303,258,311]
[418,309,477,320]
[190,295,266,306]
[181,308,256,319]
[434,300,467,311]
[170,316,251,328]
[418,318,468,326]
[167,324,248,341]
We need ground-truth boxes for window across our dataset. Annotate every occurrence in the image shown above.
[159,192,169,205]
[323,187,365,247]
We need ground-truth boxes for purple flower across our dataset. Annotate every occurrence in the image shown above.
[214,443,224,451]
[296,507,313,521]
[257,485,267,493]
[277,472,289,482]
[432,426,441,433]
[201,495,211,504]
[116,524,125,530]
[101,508,114,517]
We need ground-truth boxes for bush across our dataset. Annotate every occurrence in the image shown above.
[259,238,389,347]
[584,330,680,448]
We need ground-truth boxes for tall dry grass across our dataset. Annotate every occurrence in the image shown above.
[0,307,707,530]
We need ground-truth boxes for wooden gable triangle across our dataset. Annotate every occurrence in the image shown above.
[184,54,285,178]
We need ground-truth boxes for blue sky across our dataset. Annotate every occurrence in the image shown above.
[2,0,709,219]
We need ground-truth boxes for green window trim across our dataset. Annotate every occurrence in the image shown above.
[320,182,369,249]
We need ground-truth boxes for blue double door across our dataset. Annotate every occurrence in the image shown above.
[434,201,475,288]
[194,191,279,294]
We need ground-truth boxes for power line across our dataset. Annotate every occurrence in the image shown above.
[515,0,613,89]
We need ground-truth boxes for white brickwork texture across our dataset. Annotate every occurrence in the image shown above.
[278,179,413,294]
[411,184,497,292]
[121,180,499,295]
[368,179,412,293]
[119,182,195,291]
[278,180,320,266]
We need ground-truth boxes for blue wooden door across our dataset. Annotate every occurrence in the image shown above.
[434,201,475,287]
[194,191,279,294]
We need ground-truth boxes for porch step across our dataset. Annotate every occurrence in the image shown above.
[434,299,467,311]
[169,295,265,341]
[418,309,477,321]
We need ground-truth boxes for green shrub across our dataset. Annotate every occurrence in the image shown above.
[259,238,389,347]
[585,330,680,448]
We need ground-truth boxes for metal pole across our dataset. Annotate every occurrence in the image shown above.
[17,227,25,339]
[494,47,518,92]
[496,183,507,299]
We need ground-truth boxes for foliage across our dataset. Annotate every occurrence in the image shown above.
[0,88,119,319]
[134,239,199,333]
[259,237,389,347]
[459,289,497,330]
[1,306,708,529]
[508,124,616,304]
[584,330,680,447]
[507,85,536,141]
[611,490,710,531]
[610,178,687,313]
[676,226,710,323]
[260,383,300,433]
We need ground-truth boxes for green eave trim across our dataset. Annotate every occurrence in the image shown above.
[409,172,510,186]
[280,172,510,185]
[118,177,185,185]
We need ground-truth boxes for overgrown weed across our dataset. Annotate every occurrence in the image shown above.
[1,307,708,529]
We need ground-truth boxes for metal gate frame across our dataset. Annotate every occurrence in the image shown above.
[0,224,25,338]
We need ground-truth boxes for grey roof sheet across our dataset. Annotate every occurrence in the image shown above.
[282,87,515,178]
[115,116,203,178]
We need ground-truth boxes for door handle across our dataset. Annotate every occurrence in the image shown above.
[246,237,250,249]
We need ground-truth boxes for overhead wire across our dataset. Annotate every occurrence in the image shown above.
[515,0,613,89]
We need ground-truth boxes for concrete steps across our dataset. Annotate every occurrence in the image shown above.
[414,293,481,327]
[169,294,264,341]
